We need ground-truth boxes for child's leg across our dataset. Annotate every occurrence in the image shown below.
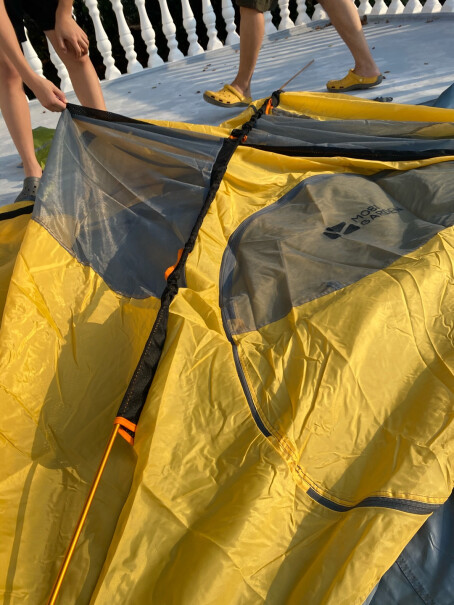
[231,7,265,99]
[0,53,42,178]
[45,30,105,111]
[319,0,380,77]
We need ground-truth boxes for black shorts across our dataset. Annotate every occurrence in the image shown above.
[5,0,59,43]
[235,0,278,12]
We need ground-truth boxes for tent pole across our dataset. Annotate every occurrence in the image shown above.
[47,423,121,605]
[279,59,314,91]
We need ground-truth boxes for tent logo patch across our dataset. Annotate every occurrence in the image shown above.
[323,222,360,239]
[324,205,404,239]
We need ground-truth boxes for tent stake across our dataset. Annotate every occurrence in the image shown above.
[47,423,120,605]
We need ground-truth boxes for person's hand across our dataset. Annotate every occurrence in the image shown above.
[54,16,89,58]
[29,76,67,112]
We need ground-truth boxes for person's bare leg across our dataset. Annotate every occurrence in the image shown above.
[45,30,106,110]
[320,0,380,77]
[0,54,42,178]
[230,7,265,98]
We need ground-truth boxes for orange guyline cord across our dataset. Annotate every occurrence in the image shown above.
[47,423,121,605]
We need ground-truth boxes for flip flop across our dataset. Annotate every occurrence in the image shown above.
[203,84,252,108]
[14,176,41,203]
[327,69,383,92]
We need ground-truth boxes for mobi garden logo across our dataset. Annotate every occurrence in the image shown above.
[323,204,404,240]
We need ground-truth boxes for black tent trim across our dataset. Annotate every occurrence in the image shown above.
[244,144,454,162]
[67,102,150,126]
[307,487,441,515]
[0,203,34,221]
[229,335,272,438]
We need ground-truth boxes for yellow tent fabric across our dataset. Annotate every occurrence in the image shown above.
[1,93,453,605]
[0,202,33,322]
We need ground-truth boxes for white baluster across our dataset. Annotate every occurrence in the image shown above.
[403,0,422,13]
[83,0,121,79]
[422,0,442,12]
[181,0,204,55]
[22,30,44,77]
[312,4,328,20]
[441,0,454,11]
[221,0,240,45]
[295,0,311,25]
[264,10,277,34]
[201,0,223,49]
[46,37,73,92]
[387,0,404,15]
[278,0,294,29]
[371,0,388,14]
[158,0,184,61]
[110,0,143,72]
[357,0,372,16]
[134,0,164,67]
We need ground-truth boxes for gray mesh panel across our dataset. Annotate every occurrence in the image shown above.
[247,115,454,152]
[35,111,224,299]
[221,163,454,335]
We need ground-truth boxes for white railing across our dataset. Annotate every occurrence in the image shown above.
[23,0,454,92]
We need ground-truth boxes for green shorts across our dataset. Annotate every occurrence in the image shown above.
[235,0,278,13]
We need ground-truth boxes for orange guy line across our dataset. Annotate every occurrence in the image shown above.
[47,423,120,605]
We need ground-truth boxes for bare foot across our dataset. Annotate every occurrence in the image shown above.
[230,80,252,99]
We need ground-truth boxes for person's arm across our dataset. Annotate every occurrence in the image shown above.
[54,0,89,58]
[0,0,67,110]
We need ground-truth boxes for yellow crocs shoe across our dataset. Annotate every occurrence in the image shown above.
[327,69,383,92]
[203,84,253,108]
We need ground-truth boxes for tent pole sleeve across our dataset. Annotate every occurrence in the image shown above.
[47,423,120,605]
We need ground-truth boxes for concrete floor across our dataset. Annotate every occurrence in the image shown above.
[1,14,453,207]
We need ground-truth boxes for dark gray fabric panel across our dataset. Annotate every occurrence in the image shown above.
[422,82,454,109]
[221,163,454,335]
[34,111,224,299]
[246,115,454,151]
[364,491,454,605]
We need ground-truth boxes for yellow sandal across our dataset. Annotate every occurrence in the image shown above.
[327,69,383,92]
[203,84,253,108]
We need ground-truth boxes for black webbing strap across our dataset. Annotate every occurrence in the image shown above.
[115,91,281,433]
